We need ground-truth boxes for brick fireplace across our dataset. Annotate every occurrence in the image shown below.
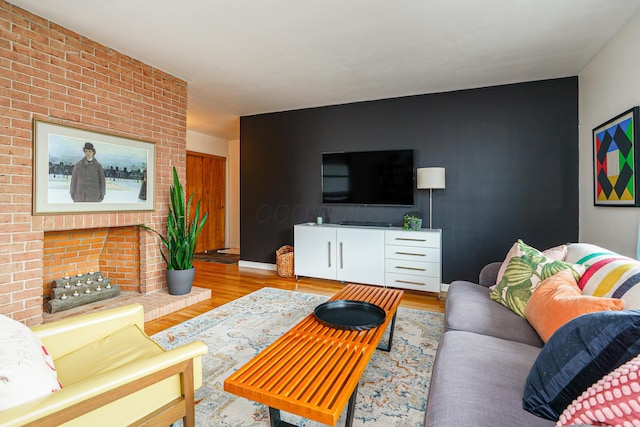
[0,2,203,325]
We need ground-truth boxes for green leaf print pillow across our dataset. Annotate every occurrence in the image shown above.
[490,240,585,318]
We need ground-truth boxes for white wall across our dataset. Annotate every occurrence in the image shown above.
[187,130,228,157]
[186,130,240,250]
[579,12,640,258]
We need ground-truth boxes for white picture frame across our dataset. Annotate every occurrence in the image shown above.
[33,120,156,214]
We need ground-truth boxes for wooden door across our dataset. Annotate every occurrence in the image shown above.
[187,152,226,252]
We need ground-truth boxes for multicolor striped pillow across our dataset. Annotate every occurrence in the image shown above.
[565,243,620,266]
[565,243,640,309]
[578,258,640,309]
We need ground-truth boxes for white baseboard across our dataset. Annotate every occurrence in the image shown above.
[440,283,449,293]
[238,260,277,271]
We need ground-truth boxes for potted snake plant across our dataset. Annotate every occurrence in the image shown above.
[140,167,208,295]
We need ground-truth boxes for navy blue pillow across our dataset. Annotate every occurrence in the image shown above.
[523,309,640,420]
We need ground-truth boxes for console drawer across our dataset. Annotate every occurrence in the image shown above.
[385,273,440,292]
[385,230,440,248]
[384,245,440,262]
[384,259,438,277]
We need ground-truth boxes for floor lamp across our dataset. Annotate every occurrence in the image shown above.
[417,167,446,229]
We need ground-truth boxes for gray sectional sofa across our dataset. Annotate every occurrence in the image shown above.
[424,261,555,427]
[424,242,640,426]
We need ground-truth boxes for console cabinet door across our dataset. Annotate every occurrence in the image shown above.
[336,228,385,285]
[294,225,336,280]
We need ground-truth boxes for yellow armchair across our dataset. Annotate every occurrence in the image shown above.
[0,303,208,427]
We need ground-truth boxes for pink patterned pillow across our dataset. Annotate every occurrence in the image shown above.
[556,354,640,426]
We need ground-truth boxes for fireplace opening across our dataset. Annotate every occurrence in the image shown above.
[42,226,141,313]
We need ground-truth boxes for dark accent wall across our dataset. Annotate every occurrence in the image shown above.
[240,77,579,283]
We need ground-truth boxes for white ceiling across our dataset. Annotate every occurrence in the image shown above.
[9,0,640,140]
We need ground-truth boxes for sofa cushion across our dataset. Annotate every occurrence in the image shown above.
[523,309,640,421]
[524,269,625,343]
[556,353,640,426]
[424,330,554,427]
[0,315,62,410]
[54,324,165,386]
[490,240,584,318]
[445,281,543,347]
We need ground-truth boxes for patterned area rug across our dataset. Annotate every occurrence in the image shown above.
[152,287,444,426]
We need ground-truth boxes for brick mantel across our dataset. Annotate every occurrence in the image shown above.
[0,1,187,325]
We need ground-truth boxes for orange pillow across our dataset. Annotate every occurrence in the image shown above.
[525,269,625,342]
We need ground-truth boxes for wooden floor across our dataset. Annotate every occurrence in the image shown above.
[144,260,446,336]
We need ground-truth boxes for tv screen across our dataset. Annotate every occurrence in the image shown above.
[322,149,414,206]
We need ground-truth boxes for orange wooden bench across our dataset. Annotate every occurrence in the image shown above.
[224,284,404,426]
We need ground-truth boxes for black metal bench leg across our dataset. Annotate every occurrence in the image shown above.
[269,407,296,427]
[345,384,358,427]
[377,312,397,352]
[268,385,359,427]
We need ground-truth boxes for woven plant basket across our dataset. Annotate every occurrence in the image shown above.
[276,245,295,278]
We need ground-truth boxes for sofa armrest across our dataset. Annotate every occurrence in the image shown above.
[478,261,502,287]
[0,339,208,427]
[31,304,145,359]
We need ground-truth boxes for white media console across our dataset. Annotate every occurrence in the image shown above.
[294,223,442,296]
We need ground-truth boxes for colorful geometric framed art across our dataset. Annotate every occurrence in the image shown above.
[593,107,640,206]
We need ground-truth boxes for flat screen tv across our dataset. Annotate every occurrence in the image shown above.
[322,149,414,206]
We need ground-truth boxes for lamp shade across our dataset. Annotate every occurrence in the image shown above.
[417,167,445,190]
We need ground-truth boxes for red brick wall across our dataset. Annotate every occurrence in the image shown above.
[0,1,188,325]
[100,226,141,293]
